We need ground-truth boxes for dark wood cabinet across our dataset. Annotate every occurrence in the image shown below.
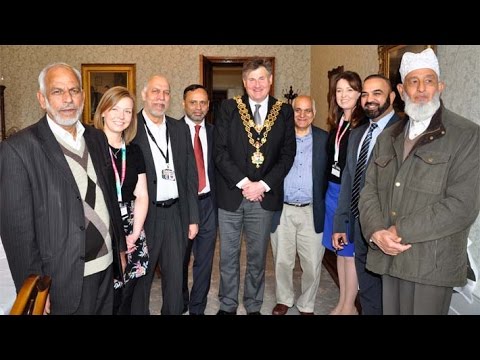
[0,85,5,140]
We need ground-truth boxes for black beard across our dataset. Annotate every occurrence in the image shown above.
[363,96,391,119]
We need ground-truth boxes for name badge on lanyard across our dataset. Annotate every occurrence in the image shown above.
[331,162,341,177]
[162,168,176,181]
[332,117,350,178]
[120,203,128,216]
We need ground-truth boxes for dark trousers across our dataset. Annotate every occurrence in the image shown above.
[113,277,138,315]
[383,275,453,315]
[354,219,382,315]
[182,195,217,314]
[130,203,185,315]
[68,264,113,315]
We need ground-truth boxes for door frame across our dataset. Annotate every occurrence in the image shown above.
[200,56,275,123]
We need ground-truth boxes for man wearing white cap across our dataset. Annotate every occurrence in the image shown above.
[358,48,480,314]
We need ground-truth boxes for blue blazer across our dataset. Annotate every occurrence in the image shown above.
[271,125,329,233]
[333,113,400,240]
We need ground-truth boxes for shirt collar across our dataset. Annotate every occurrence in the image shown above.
[371,110,394,130]
[46,115,85,142]
[142,109,166,128]
[184,116,205,129]
[248,96,269,111]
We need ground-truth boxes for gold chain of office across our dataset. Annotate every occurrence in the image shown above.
[234,96,283,168]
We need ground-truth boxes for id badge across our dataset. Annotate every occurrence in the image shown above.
[120,203,128,216]
[331,163,340,177]
[162,168,176,181]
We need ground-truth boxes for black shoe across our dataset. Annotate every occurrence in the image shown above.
[247,311,262,315]
[216,309,236,315]
[189,312,204,315]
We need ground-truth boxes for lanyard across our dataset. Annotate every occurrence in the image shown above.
[334,117,350,163]
[109,140,126,202]
[144,118,170,165]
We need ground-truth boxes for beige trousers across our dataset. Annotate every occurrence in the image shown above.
[271,204,325,313]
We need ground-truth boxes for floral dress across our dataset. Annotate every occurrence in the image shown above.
[111,143,149,290]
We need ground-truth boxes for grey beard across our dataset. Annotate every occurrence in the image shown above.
[404,92,441,122]
[45,99,83,126]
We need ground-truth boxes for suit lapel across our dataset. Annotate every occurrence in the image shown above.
[36,117,78,189]
[312,127,319,178]
[84,127,108,195]
[136,111,156,173]
[166,117,179,170]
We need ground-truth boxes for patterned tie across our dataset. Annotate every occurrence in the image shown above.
[350,123,378,218]
[253,104,262,126]
[194,124,206,193]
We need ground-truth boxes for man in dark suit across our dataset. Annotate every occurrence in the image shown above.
[180,84,217,315]
[0,63,125,315]
[333,74,400,315]
[131,75,199,315]
[214,58,296,315]
[270,95,328,315]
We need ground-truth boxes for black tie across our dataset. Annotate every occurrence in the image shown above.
[350,123,378,218]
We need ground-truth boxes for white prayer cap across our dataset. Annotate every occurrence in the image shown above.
[399,48,440,82]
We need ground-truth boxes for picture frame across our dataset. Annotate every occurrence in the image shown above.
[81,64,136,125]
[378,45,436,114]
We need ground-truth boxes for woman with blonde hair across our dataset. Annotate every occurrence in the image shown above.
[94,86,149,315]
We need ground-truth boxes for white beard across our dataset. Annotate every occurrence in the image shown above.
[404,92,441,122]
[45,98,84,127]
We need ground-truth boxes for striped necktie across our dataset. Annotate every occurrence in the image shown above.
[350,123,378,218]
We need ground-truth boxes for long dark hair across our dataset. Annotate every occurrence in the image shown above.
[326,71,364,130]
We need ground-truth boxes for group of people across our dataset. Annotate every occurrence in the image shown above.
[0,49,478,315]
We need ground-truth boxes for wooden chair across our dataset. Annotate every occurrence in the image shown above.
[9,274,52,315]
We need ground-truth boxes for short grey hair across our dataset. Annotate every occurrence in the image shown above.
[38,63,82,95]
[292,96,316,114]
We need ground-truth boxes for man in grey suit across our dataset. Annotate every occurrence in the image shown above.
[131,75,199,315]
[0,63,125,315]
[333,74,400,315]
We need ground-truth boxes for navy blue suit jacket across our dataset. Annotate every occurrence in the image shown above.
[271,125,329,233]
[333,113,400,241]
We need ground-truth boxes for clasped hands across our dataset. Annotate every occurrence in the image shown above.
[242,181,265,202]
[371,225,411,256]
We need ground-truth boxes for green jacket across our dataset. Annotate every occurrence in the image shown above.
[359,106,480,287]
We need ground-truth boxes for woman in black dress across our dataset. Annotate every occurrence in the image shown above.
[94,86,149,315]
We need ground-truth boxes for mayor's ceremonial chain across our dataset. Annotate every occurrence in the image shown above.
[234,96,283,168]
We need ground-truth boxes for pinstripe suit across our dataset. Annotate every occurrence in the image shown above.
[0,117,125,314]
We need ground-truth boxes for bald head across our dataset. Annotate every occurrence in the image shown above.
[292,95,316,135]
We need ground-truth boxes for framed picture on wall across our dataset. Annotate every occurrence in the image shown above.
[378,45,436,114]
[81,64,136,125]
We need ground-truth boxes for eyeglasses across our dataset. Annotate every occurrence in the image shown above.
[294,108,313,115]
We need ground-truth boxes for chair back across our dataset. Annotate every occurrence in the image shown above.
[9,274,52,315]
